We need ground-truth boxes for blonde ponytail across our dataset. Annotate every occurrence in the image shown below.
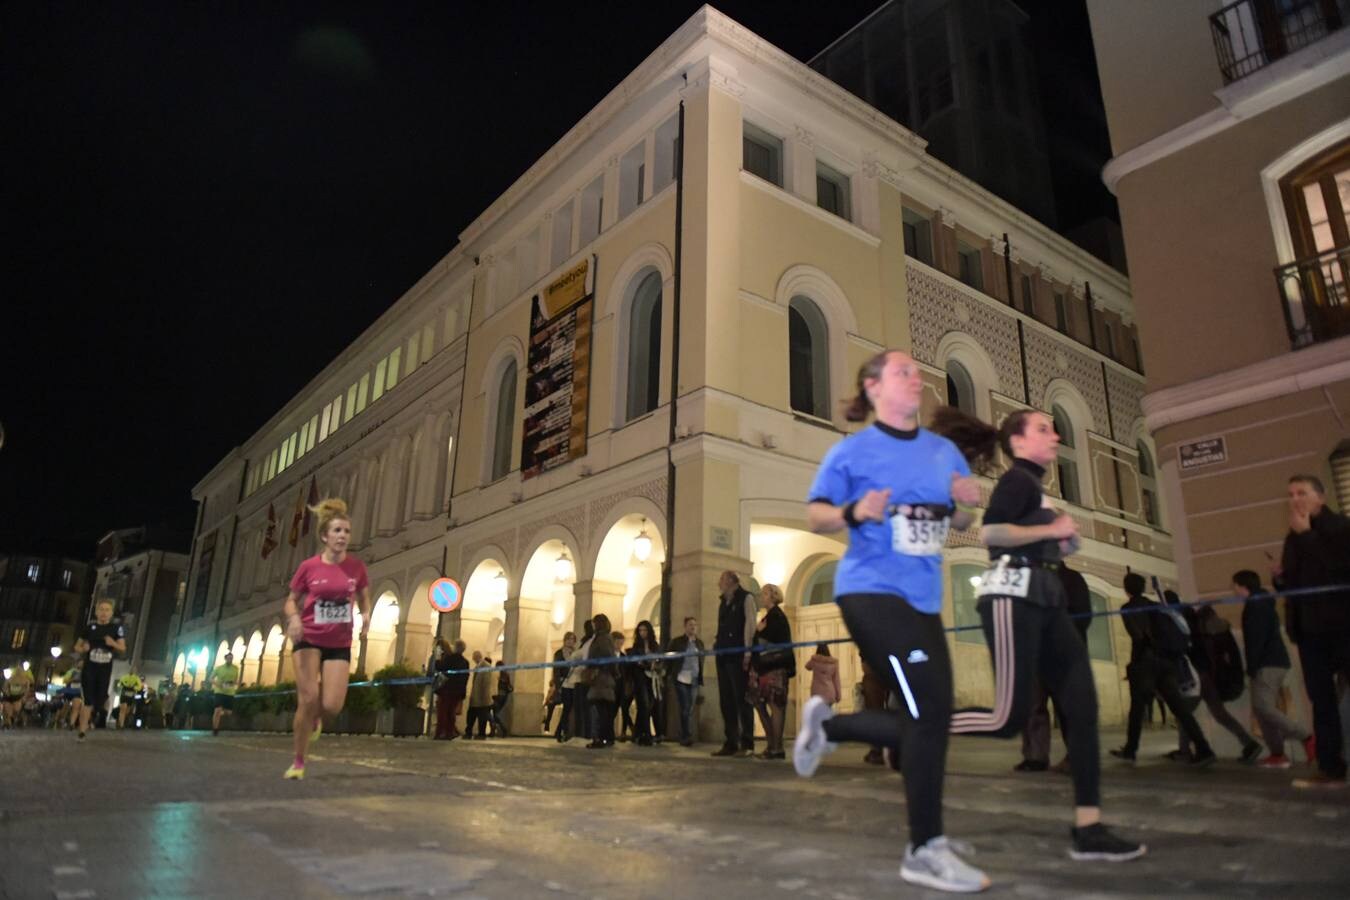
[311,497,351,539]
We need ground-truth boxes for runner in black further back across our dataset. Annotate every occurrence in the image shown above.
[72,599,126,740]
[933,407,1145,862]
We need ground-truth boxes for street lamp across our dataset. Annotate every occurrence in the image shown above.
[21,660,30,672]
[50,645,62,659]
[632,520,653,564]
[2,668,11,681]
[554,551,574,583]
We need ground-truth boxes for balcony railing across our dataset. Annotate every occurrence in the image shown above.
[1275,243,1350,348]
[1210,0,1346,83]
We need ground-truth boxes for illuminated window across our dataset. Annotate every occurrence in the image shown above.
[345,383,358,423]
[373,359,387,401]
[803,561,838,606]
[551,199,574,270]
[580,175,604,244]
[386,348,400,392]
[306,415,317,452]
[26,563,40,582]
[356,373,369,414]
[10,627,27,649]
[406,333,420,375]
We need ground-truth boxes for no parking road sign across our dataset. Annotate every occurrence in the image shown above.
[427,577,462,614]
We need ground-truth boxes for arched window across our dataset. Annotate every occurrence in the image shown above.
[1137,441,1159,526]
[1086,592,1115,662]
[946,360,976,415]
[1052,404,1081,505]
[789,296,830,418]
[951,564,986,644]
[490,359,517,481]
[803,561,838,606]
[625,271,662,422]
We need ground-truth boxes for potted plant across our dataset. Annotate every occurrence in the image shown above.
[230,686,265,731]
[262,681,297,732]
[340,674,379,734]
[374,662,426,737]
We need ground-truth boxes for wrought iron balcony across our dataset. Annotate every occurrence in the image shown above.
[1275,243,1350,348]
[1210,0,1347,83]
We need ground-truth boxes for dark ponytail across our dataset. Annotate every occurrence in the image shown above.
[928,406,1040,474]
[842,350,893,422]
[929,406,999,473]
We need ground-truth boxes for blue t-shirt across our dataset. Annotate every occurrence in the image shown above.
[807,424,970,614]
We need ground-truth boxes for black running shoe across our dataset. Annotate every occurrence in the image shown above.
[1069,824,1147,862]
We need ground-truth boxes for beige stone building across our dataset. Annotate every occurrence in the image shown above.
[1087,1,1350,608]
[174,7,1173,740]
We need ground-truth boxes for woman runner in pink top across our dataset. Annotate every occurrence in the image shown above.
[281,498,371,779]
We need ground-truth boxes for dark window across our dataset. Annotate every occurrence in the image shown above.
[902,208,934,265]
[1054,293,1068,332]
[957,242,984,291]
[789,296,830,419]
[490,360,517,481]
[816,162,850,219]
[625,271,662,422]
[742,123,783,187]
[1020,274,1035,314]
[946,361,976,415]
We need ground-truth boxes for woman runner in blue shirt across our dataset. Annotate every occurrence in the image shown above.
[796,349,989,894]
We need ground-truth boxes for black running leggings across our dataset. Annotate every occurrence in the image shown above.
[821,594,952,848]
[950,593,1102,807]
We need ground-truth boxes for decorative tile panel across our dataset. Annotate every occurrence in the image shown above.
[1023,328,1109,433]
[1105,366,1145,442]
[906,266,1023,400]
[586,477,668,534]
[463,527,519,570]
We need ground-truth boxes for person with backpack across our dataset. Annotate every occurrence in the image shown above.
[1234,570,1312,769]
[1175,600,1261,762]
[1110,573,1216,766]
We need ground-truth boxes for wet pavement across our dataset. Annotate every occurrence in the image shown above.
[2,723,1347,898]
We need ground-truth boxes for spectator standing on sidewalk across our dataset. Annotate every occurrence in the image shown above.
[1234,570,1311,768]
[567,619,596,741]
[668,617,705,746]
[749,584,793,760]
[611,631,633,742]
[806,644,842,707]
[467,651,494,740]
[433,639,469,740]
[585,614,617,749]
[545,631,576,737]
[491,662,513,737]
[1177,601,1261,763]
[712,570,757,758]
[1274,474,1350,789]
[630,620,664,746]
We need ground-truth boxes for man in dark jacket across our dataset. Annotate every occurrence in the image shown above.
[1111,573,1215,764]
[1235,570,1310,768]
[711,571,756,757]
[667,616,706,746]
[1274,475,1350,788]
[434,639,470,740]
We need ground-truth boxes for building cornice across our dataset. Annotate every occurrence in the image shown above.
[1103,29,1350,194]
[1142,334,1350,432]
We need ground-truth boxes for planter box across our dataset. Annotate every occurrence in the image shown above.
[337,710,377,734]
[192,714,214,731]
[253,711,291,733]
[377,707,426,737]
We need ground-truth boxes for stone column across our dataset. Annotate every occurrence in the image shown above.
[570,579,627,632]
[260,651,280,686]
[502,594,552,736]
[401,621,433,672]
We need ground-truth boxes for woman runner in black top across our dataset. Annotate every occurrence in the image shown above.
[935,408,1145,862]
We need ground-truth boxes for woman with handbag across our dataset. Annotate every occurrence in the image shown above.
[748,584,792,760]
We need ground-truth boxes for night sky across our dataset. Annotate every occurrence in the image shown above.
[1,1,1106,557]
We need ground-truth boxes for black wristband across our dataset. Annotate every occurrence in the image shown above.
[842,500,860,527]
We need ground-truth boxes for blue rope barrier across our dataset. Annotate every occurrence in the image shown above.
[211,583,1347,699]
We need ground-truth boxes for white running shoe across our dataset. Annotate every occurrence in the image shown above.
[900,836,990,893]
[793,695,837,777]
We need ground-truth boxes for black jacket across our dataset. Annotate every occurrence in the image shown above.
[1121,594,1156,666]
[1278,507,1350,642]
[753,605,793,673]
[667,635,705,686]
[1241,594,1291,675]
[437,652,470,694]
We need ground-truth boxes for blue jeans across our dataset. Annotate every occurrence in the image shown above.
[675,681,699,742]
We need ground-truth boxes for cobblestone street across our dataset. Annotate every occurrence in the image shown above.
[3,725,1348,899]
